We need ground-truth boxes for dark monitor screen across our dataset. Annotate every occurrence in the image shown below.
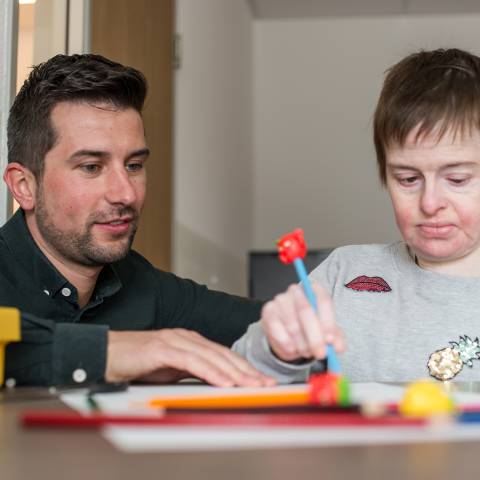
[248,249,332,301]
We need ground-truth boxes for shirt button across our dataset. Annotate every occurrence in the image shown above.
[43,289,50,296]
[61,287,72,297]
[72,368,87,383]
[5,378,16,388]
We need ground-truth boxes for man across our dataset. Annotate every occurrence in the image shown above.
[2,53,280,387]
[254,48,480,382]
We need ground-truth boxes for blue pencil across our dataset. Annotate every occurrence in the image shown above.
[458,412,480,423]
[293,257,341,374]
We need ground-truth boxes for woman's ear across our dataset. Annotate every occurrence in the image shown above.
[3,163,38,211]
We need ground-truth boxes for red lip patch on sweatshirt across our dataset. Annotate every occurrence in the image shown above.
[345,275,391,292]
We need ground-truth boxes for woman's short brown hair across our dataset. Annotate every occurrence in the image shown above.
[374,48,480,185]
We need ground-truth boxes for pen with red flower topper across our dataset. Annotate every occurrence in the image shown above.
[277,228,350,403]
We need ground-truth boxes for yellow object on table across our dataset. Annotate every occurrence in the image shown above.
[0,307,21,386]
[399,379,455,417]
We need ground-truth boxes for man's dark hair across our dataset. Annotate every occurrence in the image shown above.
[8,53,147,178]
[374,48,480,185]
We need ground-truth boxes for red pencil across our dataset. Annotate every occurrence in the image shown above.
[21,410,425,429]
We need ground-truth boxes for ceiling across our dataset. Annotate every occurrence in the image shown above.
[248,0,480,18]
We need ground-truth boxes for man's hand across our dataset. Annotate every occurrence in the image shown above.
[261,283,346,362]
[105,329,276,387]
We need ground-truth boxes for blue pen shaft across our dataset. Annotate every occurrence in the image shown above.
[293,258,341,374]
[458,412,480,423]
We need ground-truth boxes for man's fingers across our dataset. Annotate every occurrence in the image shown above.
[106,329,272,386]
[174,329,269,380]
[151,340,249,387]
[163,329,275,387]
[161,347,238,387]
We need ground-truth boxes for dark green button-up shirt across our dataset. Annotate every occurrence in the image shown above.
[2,210,262,386]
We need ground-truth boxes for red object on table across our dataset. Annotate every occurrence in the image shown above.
[277,229,307,264]
[20,410,425,428]
[310,373,339,405]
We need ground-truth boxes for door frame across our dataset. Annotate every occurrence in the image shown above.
[0,0,18,225]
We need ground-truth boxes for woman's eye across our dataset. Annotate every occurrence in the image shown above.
[398,176,418,185]
[448,177,468,185]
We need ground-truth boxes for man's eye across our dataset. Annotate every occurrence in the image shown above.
[126,162,143,172]
[81,164,100,174]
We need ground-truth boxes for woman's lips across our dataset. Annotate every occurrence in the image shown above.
[418,223,455,238]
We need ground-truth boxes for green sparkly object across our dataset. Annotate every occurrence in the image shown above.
[450,335,480,368]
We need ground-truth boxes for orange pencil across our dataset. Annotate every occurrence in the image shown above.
[148,389,310,409]
[148,374,351,410]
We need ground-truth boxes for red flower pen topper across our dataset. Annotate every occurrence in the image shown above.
[275,228,347,398]
[277,228,340,380]
[277,228,307,264]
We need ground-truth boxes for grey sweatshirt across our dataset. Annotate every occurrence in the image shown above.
[233,242,480,382]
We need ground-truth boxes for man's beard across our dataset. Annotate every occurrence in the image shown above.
[34,191,138,267]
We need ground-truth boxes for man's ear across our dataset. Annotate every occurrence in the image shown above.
[3,163,37,211]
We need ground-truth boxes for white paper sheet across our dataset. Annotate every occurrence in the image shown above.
[102,423,480,453]
[60,382,480,453]
[61,383,308,414]
[61,382,480,414]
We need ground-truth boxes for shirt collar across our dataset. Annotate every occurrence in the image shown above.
[0,209,122,302]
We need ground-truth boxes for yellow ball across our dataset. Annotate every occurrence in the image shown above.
[399,380,455,417]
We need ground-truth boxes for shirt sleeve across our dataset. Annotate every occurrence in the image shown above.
[5,311,108,386]
[232,322,314,383]
[308,248,341,294]
[158,272,264,347]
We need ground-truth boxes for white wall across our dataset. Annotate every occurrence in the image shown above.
[174,8,480,292]
[33,0,66,64]
[174,0,254,295]
[16,4,34,93]
[253,15,480,250]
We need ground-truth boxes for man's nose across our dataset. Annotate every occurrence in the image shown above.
[105,169,137,205]
[420,181,447,215]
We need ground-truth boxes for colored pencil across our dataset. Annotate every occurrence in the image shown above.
[20,410,426,429]
[148,389,311,409]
